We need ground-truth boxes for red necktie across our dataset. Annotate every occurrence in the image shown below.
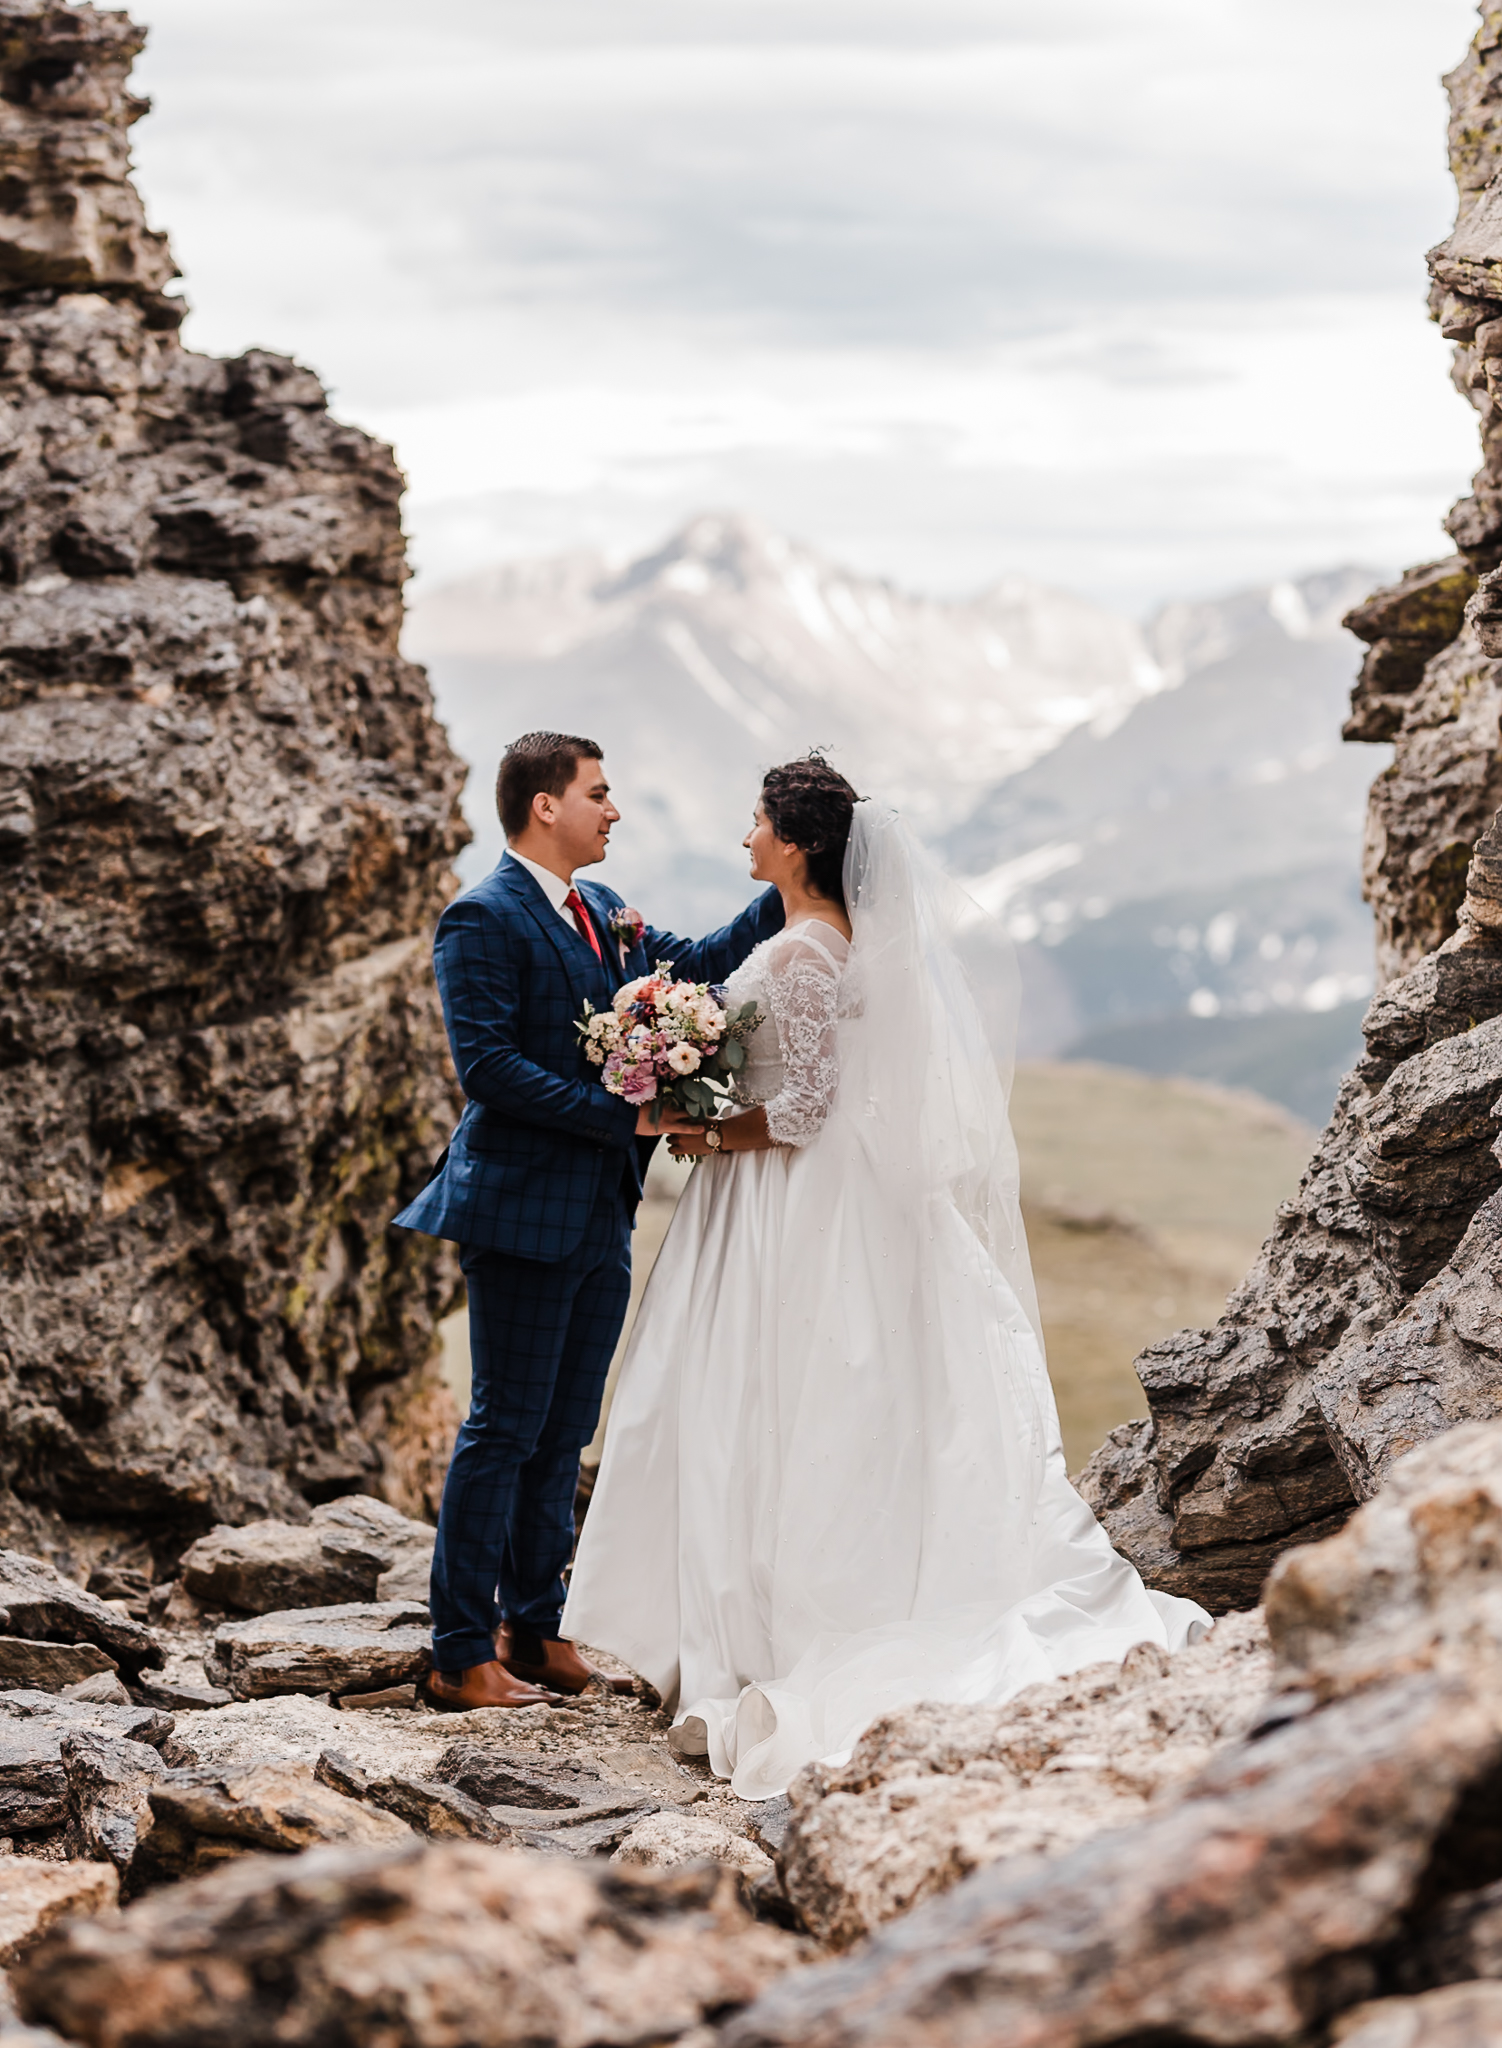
[564,888,603,960]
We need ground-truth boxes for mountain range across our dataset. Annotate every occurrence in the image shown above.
[407,518,1389,1122]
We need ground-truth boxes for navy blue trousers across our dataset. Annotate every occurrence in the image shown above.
[429,1173,633,1673]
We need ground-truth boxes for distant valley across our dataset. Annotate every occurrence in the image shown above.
[407,517,1390,1123]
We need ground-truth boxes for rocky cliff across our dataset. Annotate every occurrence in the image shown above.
[1077,9,1502,1609]
[0,2,469,1574]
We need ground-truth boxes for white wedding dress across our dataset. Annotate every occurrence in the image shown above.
[563,802,1209,1799]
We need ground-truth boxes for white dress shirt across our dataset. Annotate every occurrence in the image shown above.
[507,848,581,933]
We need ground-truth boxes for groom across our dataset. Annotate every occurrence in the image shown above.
[395,731,784,1708]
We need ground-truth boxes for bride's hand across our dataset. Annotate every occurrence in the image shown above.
[667,1108,775,1158]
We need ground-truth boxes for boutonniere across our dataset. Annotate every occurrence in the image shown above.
[607,906,645,964]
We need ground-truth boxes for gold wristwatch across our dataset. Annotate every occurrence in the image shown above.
[705,1125,724,1152]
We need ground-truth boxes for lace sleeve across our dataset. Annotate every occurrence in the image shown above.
[762,931,845,1146]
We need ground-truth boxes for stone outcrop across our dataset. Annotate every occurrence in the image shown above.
[778,1609,1269,1950]
[14,1841,805,2048]
[725,1422,1502,2048]
[0,0,469,1569]
[1076,11,1502,1608]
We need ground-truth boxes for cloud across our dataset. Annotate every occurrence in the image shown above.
[127,0,1482,605]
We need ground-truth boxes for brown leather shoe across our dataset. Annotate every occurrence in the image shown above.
[422,1658,557,1712]
[497,1622,636,1697]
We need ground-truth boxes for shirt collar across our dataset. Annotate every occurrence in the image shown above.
[507,847,574,914]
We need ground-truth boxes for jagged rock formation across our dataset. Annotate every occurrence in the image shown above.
[777,1612,1270,1951]
[726,1423,1502,2048]
[0,3,469,1567]
[1077,9,1502,1607]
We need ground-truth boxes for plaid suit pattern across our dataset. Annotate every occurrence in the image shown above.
[429,1176,633,1667]
[394,858,785,1263]
[396,853,784,1667]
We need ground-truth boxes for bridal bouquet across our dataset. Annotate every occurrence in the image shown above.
[577,966,760,1122]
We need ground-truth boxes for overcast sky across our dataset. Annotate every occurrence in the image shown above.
[129,0,1481,611]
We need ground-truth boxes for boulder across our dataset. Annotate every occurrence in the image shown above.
[204,1602,432,1700]
[179,1523,384,1615]
[134,1675,231,1712]
[0,1555,158,1679]
[136,1761,413,1883]
[613,1811,775,1884]
[1263,1418,1502,1696]
[1333,1984,1502,2047]
[0,1642,116,1693]
[363,1774,513,1844]
[729,1670,1501,2048]
[0,1858,118,1968]
[15,1839,805,2047]
[178,1496,435,1615]
[310,1497,435,1607]
[60,1733,163,1878]
[1079,886,1502,1609]
[432,1744,598,1811]
[780,1608,1270,1949]
[1066,5,1502,1614]
[431,1743,659,1854]
[60,1674,133,1708]
[0,1694,174,1751]
[0,1695,175,1845]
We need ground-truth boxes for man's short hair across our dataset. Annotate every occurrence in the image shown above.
[496,732,603,839]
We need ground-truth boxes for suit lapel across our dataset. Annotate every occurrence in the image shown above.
[495,856,611,1009]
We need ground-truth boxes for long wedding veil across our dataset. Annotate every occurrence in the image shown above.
[837,797,1043,1348]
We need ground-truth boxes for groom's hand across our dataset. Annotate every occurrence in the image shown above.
[636,1104,702,1137]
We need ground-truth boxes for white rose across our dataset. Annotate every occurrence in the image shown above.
[666,1043,701,1075]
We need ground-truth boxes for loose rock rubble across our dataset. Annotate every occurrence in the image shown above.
[0,1556,158,1682]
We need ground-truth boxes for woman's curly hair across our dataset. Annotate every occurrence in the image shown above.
[760,753,860,908]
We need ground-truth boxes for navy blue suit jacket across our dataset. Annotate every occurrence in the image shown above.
[394,855,785,1262]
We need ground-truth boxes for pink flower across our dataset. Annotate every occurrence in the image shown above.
[609,906,646,949]
[618,1063,658,1104]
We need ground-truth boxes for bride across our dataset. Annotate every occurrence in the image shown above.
[562,754,1209,1799]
